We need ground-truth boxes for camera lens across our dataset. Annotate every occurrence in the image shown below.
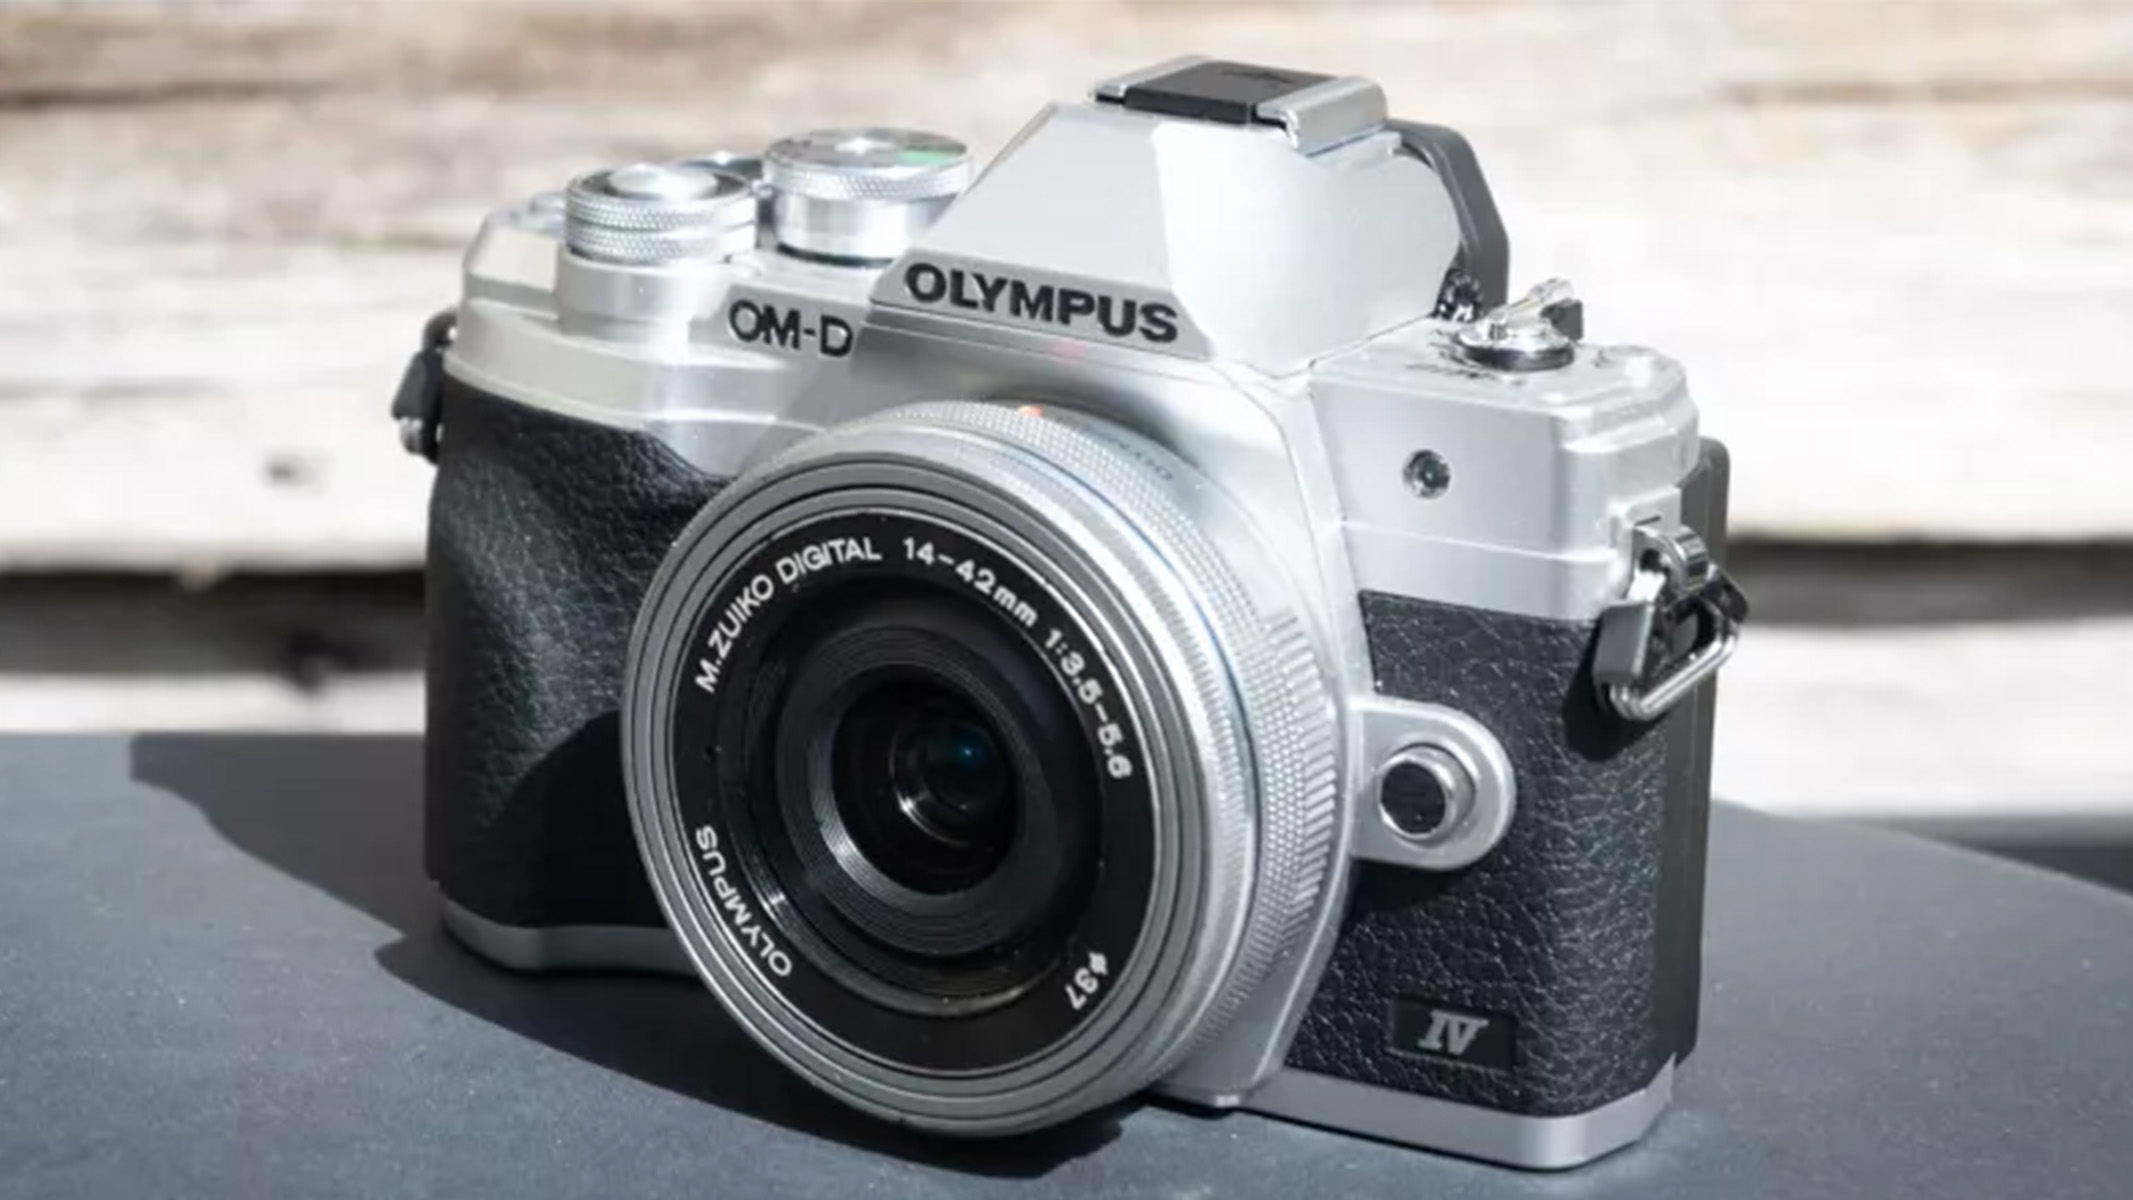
[628,402,1339,1133]
[729,588,1100,1005]
[891,708,1008,847]
[828,680,1020,896]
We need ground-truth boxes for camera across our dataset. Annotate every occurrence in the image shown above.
[391,57,1748,1169]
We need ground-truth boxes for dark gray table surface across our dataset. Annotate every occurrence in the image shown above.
[3,734,2131,1199]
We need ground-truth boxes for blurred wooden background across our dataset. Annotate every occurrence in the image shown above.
[1,0,2130,827]
[3,0,2130,570]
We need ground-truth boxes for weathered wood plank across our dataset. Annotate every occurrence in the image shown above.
[2,0,2129,571]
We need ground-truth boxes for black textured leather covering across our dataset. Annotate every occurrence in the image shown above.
[424,378,725,930]
[1284,442,1729,1118]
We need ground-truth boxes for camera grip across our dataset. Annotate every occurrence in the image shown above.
[425,379,724,930]
[1284,446,1728,1118]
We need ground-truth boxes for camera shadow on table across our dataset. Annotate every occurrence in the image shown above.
[127,730,1128,1181]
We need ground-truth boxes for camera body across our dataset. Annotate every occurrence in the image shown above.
[396,58,1744,1170]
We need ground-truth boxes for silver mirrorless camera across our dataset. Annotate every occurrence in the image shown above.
[392,57,1749,1169]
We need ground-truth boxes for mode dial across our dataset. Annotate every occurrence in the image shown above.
[762,128,972,263]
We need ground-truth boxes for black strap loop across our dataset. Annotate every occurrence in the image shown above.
[390,309,457,463]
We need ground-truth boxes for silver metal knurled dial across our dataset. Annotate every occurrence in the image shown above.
[762,128,972,263]
[1451,278,1582,371]
[564,162,757,265]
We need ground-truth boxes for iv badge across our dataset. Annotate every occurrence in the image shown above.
[1390,998,1516,1071]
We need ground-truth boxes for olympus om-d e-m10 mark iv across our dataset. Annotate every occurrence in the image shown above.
[392,56,1749,1170]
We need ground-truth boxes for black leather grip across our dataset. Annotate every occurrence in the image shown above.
[424,378,725,930]
[1284,442,1729,1117]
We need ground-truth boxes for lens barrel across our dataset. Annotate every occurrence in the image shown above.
[624,402,1336,1135]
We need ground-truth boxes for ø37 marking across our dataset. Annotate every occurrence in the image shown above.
[1065,950,1109,1011]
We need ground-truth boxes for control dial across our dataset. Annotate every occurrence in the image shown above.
[564,162,757,264]
[762,128,972,263]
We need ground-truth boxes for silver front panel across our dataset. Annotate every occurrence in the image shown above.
[441,898,692,977]
[1311,321,1700,622]
[1242,1062,1675,1171]
[869,101,1461,375]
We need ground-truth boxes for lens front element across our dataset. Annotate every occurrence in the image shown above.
[887,703,1010,853]
[740,580,1104,1013]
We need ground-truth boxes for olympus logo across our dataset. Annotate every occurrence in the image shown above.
[901,261,1180,345]
[693,824,793,978]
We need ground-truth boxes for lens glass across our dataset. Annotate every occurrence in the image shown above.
[724,583,1102,1012]
[895,711,1007,845]
[831,681,1017,894]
